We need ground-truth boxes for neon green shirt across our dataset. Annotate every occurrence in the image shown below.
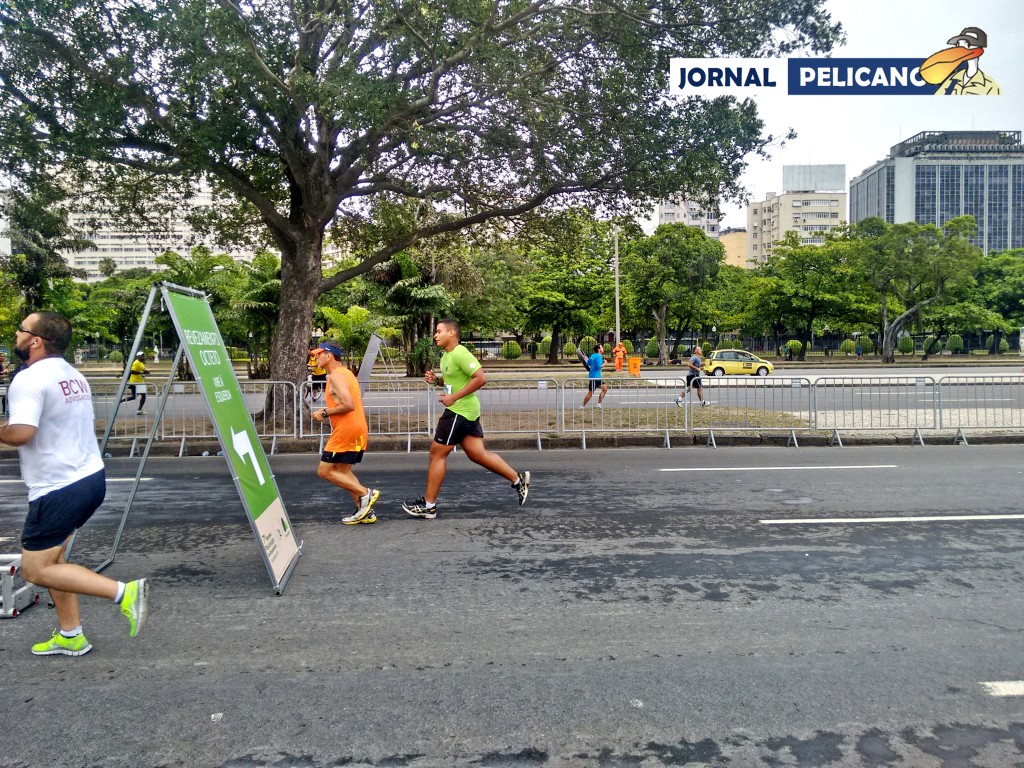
[440,344,482,420]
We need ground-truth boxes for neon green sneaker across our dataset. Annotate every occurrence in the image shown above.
[120,578,149,638]
[32,629,92,657]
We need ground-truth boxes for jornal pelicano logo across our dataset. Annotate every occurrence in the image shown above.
[669,25,1001,98]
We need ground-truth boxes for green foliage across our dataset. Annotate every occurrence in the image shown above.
[858,336,875,354]
[897,335,915,354]
[0,0,842,381]
[946,334,964,353]
[578,336,598,354]
[623,223,725,359]
[109,350,123,363]
[645,338,660,357]
[621,340,634,354]
[562,341,577,357]
[785,340,802,355]
[984,335,1010,353]
[538,337,552,356]
[839,339,856,354]
[501,340,522,360]
[319,305,375,356]
[922,336,942,356]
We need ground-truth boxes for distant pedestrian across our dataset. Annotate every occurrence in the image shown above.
[675,345,709,407]
[856,343,863,359]
[581,344,608,409]
[612,340,627,372]
[2,311,148,656]
[402,318,530,520]
[310,342,379,525]
[120,351,148,414]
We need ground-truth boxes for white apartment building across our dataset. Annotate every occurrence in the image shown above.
[656,199,720,238]
[746,165,847,265]
[66,185,256,281]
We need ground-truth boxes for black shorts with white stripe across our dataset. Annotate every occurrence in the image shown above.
[434,409,484,445]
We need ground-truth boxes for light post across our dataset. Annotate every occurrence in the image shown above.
[612,223,621,344]
[712,325,717,350]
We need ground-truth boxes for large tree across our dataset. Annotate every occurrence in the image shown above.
[0,0,842,384]
[757,231,858,360]
[623,222,723,363]
[853,216,982,364]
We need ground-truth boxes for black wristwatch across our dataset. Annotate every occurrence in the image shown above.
[320,408,328,419]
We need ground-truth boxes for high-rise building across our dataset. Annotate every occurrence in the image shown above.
[656,199,720,238]
[65,184,256,281]
[746,165,846,265]
[849,130,1024,255]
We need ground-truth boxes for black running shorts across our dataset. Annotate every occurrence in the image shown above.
[588,379,604,393]
[686,372,702,387]
[434,409,484,445]
[321,449,364,464]
[22,469,106,551]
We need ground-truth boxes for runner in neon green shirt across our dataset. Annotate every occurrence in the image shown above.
[403,318,530,519]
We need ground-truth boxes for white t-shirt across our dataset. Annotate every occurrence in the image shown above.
[8,357,104,501]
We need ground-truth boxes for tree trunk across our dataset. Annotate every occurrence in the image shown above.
[547,326,562,364]
[266,235,322,427]
[653,304,668,365]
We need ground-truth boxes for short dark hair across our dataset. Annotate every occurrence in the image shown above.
[32,312,72,355]
[594,345,601,353]
[437,318,460,337]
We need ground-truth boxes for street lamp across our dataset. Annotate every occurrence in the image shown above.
[612,223,621,344]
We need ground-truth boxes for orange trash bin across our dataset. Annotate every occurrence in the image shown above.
[627,356,642,377]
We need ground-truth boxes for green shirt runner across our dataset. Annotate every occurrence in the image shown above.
[439,343,482,420]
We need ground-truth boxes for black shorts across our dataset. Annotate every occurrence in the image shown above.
[434,409,484,445]
[22,469,106,551]
[588,379,605,393]
[686,372,702,388]
[321,450,364,464]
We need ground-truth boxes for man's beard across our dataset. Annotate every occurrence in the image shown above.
[13,343,29,362]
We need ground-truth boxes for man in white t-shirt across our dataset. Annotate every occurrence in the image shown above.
[0,312,149,656]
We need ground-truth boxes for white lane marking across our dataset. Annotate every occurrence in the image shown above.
[981,681,1024,697]
[0,478,152,484]
[661,465,897,472]
[762,514,1024,525]
[0,536,14,543]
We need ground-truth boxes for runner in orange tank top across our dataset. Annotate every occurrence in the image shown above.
[309,342,379,525]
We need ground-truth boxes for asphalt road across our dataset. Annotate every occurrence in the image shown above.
[1,445,1023,767]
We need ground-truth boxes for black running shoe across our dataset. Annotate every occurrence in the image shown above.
[514,471,530,506]
[402,497,437,519]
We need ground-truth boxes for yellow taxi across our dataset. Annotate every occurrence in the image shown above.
[702,350,774,377]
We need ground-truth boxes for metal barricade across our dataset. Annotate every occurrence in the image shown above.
[562,376,689,435]
[814,376,937,432]
[937,374,1024,430]
[299,378,434,444]
[695,376,814,433]
[474,377,561,444]
[159,381,297,440]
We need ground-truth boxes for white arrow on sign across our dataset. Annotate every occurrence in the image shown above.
[231,427,266,486]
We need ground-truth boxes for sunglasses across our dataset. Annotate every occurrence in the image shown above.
[18,323,52,342]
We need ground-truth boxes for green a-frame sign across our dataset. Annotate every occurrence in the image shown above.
[88,282,301,594]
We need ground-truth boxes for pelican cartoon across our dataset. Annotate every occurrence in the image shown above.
[920,27,1001,95]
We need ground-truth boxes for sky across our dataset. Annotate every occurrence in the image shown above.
[710,0,1024,230]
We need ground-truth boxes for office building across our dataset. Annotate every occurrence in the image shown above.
[850,130,1024,254]
[746,165,846,265]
